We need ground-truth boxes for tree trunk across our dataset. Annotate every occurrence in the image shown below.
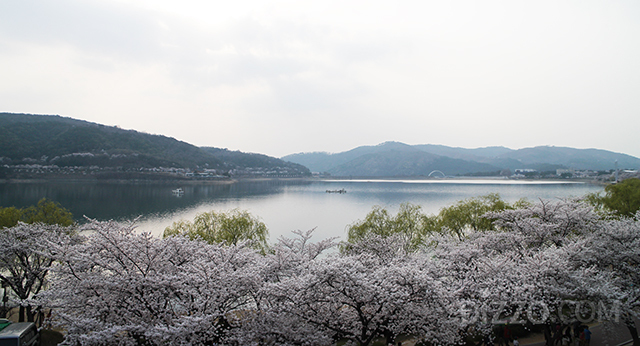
[18,305,25,322]
[624,316,640,346]
[25,305,34,323]
[542,324,553,346]
[382,329,395,345]
[17,305,37,323]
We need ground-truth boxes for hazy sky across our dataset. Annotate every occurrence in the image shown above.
[1,0,639,158]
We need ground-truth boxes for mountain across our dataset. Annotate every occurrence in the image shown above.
[283,142,640,177]
[412,144,526,171]
[4,113,637,178]
[0,113,309,176]
[495,146,639,171]
[0,113,222,168]
[413,144,513,159]
[329,149,500,177]
[283,142,502,176]
[200,147,309,175]
[283,142,423,173]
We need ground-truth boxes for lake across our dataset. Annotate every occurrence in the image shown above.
[0,178,603,242]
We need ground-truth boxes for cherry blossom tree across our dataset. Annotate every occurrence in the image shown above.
[433,231,616,338]
[228,230,460,346]
[342,233,414,265]
[227,229,339,345]
[0,222,76,322]
[38,197,636,346]
[46,219,264,345]
[431,199,617,345]
[253,234,459,346]
[571,212,640,345]
[262,229,338,282]
[485,198,600,248]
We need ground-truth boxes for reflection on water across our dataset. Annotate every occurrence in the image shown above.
[0,179,603,242]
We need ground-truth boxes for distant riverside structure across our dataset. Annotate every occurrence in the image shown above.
[556,169,575,176]
[514,169,537,174]
[428,170,446,178]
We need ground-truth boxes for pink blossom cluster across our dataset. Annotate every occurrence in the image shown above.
[3,199,640,345]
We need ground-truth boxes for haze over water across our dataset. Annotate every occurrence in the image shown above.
[0,179,601,242]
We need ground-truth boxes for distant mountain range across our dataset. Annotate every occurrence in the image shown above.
[282,142,640,177]
[0,113,310,177]
[3,113,638,179]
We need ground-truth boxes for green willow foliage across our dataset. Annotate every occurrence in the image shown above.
[587,178,640,218]
[163,209,269,253]
[346,203,436,252]
[438,193,528,240]
[0,198,74,228]
[346,193,528,250]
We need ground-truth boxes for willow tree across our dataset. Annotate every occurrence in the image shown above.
[587,178,640,218]
[438,193,526,240]
[345,203,438,253]
[345,194,524,252]
[0,198,74,229]
[163,209,269,253]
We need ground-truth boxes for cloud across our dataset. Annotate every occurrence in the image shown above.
[0,0,166,62]
[1,0,640,158]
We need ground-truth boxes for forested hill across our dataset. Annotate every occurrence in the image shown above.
[200,147,309,175]
[0,113,309,176]
[283,141,640,177]
[0,113,220,168]
[289,142,500,177]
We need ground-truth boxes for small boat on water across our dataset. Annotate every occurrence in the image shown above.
[326,189,347,194]
[172,188,184,196]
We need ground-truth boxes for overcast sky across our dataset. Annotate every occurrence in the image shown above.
[1,0,639,158]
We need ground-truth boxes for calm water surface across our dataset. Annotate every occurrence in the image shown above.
[0,179,603,242]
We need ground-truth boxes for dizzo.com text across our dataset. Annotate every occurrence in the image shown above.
[454,300,621,324]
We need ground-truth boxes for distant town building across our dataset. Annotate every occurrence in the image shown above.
[514,169,537,174]
[556,169,575,176]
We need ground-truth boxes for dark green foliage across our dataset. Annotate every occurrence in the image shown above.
[201,147,311,175]
[0,198,74,228]
[0,113,311,175]
[163,209,269,253]
[437,193,525,239]
[0,113,221,168]
[0,207,22,228]
[346,203,438,251]
[345,194,525,249]
[587,178,640,217]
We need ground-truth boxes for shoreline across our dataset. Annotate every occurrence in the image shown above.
[319,176,607,185]
[0,177,312,185]
[0,176,606,186]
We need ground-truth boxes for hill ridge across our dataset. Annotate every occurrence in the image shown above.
[0,113,310,178]
[282,142,640,176]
